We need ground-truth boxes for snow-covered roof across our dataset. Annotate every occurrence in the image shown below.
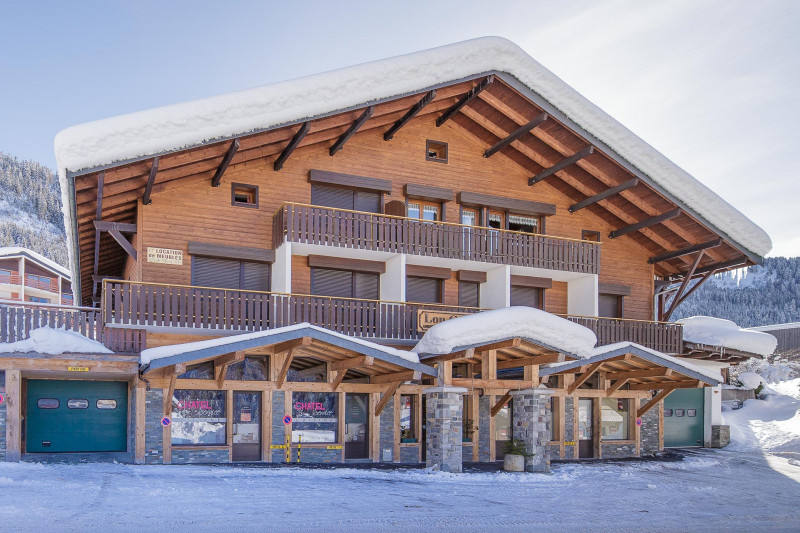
[540,341,722,385]
[748,322,800,332]
[678,316,777,356]
[0,246,70,278]
[0,326,111,355]
[140,322,435,376]
[413,306,597,359]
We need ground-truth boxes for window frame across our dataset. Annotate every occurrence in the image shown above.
[231,183,259,208]
[171,389,228,447]
[407,199,442,222]
[600,397,632,441]
[425,139,448,163]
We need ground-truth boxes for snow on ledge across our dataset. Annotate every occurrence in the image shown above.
[678,316,777,356]
[0,326,112,355]
[413,306,596,358]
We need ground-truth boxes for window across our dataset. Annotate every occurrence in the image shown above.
[67,399,88,409]
[28,274,51,285]
[179,362,214,380]
[27,296,50,303]
[292,392,339,443]
[37,398,59,409]
[311,184,381,213]
[231,183,258,208]
[675,409,685,417]
[687,409,697,417]
[463,395,476,442]
[0,269,12,282]
[406,276,442,304]
[598,294,623,318]
[171,390,227,445]
[548,396,556,441]
[487,211,504,229]
[461,209,477,226]
[459,281,480,307]
[191,257,270,292]
[226,356,269,381]
[508,214,539,234]
[407,200,440,221]
[426,140,448,163]
[664,409,673,417]
[399,395,416,442]
[311,268,379,300]
[96,399,117,410]
[582,230,601,242]
[510,285,542,309]
[601,398,630,440]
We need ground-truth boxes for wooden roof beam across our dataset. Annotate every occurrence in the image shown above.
[637,388,675,417]
[210,139,240,187]
[569,178,639,213]
[528,145,594,186]
[483,112,547,158]
[329,369,347,392]
[610,208,681,239]
[421,348,475,365]
[330,106,373,155]
[94,220,137,261]
[496,353,564,370]
[142,157,159,205]
[663,251,705,321]
[273,122,310,171]
[567,361,603,394]
[384,90,436,141]
[371,370,422,384]
[490,391,512,417]
[606,379,628,396]
[215,350,245,388]
[649,238,723,264]
[374,381,401,416]
[436,75,494,127]
[629,380,702,391]
[329,355,375,372]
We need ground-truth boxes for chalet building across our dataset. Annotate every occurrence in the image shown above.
[0,247,73,305]
[0,37,773,469]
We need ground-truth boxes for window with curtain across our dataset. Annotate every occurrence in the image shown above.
[601,397,630,440]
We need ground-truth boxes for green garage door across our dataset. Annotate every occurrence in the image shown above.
[26,380,128,453]
[663,388,704,447]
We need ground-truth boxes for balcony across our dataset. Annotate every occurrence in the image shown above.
[273,203,600,274]
[0,271,21,286]
[102,281,682,353]
[0,271,59,293]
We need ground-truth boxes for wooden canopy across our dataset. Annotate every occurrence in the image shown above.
[681,342,763,364]
[68,74,758,304]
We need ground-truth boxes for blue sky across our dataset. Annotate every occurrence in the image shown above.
[1,0,798,256]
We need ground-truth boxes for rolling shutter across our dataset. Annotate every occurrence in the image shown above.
[354,191,381,213]
[311,184,354,210]
[510,285,541,309]
[406,276,442,304]
[459,282,479,307]
[598,294,622,318]
[311,268,353,298]
[242,262,271,292]
[354,272,380,300]
[192,257,241,289]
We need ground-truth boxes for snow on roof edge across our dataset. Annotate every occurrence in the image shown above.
[0,246,71,278]
[55,36,772,290]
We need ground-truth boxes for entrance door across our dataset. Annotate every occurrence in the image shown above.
[345,393,369,459]
[26,380,127,453]
[232,392,261,461]
[578,398,595,459]
[494,399,512,460]
[664,389,705,447]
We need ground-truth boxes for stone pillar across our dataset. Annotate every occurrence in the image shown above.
[510,386,553,473]
[424,386,466,473]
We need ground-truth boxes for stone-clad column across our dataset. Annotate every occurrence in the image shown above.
[510,386,553,473]
[424,386,466,473]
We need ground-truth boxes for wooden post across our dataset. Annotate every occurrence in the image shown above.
[162,385,172,464]
[262,391,271,462]
[135,379,146,464]
[5,370,21,462]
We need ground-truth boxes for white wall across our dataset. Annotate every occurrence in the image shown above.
[271,242,292,293]
[481,265,510,308]
[381,254,406,302]
[704,385,723,446]
[567,274,598,316]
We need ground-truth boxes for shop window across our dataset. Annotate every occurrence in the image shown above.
[171,390,227,445]
[601,398,630,440]
[67,399,88,409]
[226,356,269,381]
[664,409,673,417]
[675,409,685,417]
[292,392,339,443]
[37,398,59,409]
[598,293,623,318]
[426,140,448,163]
[407,200,441,221]
[687,409,697,417]
[96,399,117,410]
[399,395,417,442]
[179,362,214,380]
[458,281,480,307]
[231,183,258,208]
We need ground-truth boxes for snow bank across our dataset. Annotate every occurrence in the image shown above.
[55,37,771,289]
[0,326,112,354]
[737,372,766,390]
[140,322,419,365]
[678,316,777,356]
[413,306,596,358]
[724,377,800,453]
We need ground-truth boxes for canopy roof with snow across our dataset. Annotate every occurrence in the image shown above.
[678,316,777,359]
[55,37,770,304]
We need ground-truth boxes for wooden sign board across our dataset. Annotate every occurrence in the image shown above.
[67,366,89,372]
[146,247,183,265]
[417,310,469,332]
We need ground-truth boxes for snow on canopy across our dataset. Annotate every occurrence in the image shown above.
[0,326,112,355]
[413,306,597,358]
[678,316,777,356]
[55,37,771,286]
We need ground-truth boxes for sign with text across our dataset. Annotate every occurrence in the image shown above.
[67,366,89,372]
[416,310,469,332]
[146,247,183,265]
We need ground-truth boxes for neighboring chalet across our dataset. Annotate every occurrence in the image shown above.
[0,247,72,305]
[0,37,772,470]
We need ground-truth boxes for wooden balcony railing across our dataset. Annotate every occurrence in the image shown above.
[0,272,21,285]
[273,203,600,274]
[0,301,144,354]
[25,275,58,292]
[102,281,682,353]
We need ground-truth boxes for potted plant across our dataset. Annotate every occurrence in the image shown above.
[503,439,533,472]
[463,419,478,443]
[400,429,417,443]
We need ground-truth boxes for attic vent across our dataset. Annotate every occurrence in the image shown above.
[426,140,448,163]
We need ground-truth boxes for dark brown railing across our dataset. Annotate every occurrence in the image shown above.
[0,301,144,353]
[273,203,600,274]
[103,281,682,352]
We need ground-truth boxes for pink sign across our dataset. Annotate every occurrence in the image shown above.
[176,400,213,410]
[0,393,4,405]
[294,402,326,412]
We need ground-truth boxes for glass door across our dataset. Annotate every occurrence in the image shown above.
[494,399,512,460]
[232,392,261,461]
[345,393,369,459]
[578,398,594,459]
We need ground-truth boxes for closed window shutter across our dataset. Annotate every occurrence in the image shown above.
[598,294,621,318]
[354,272,380,300]
[458,282,479,307]
[510,285,541,309]
[311,268,354,298]
[242,262,270,292]
[192,257,241,289]
[406,276,441,304]
[311,184,354,210]
[354,191,381,213]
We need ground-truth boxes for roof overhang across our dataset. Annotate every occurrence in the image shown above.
[418,335,580,366]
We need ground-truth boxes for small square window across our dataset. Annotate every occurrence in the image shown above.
[37,398,60,409]
[687,409,697,417]
[664,409,673,417]
[675,409,685,417]
[68,399,88,409]
[231,183,258,208]
[582,230,601,242]
[426,140,448,163]
[97,399,118,410]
